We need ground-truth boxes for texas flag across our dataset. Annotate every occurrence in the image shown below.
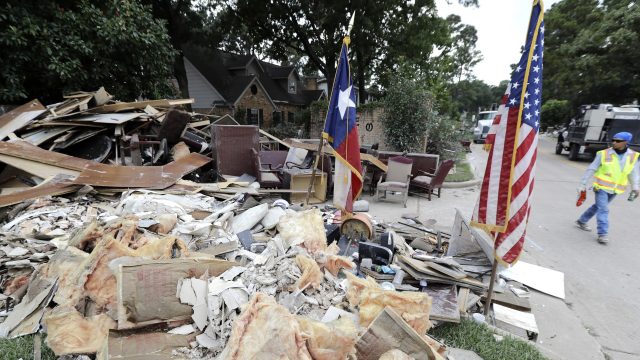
[322,39,363,213]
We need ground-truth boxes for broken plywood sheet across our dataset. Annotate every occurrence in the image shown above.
[480,288,531,311]
[0,99,46,140]
[69,112,143,125]
[499,261,565,299]
[116,258,235,329]
[0,140,98,171]
[73,153,211,189]
[0,174,80,208]
[493,303,538,334]
[91,98,194,113]
[422,285,460,323]
[0,155,80,179]
[98,330,195,360]
[355,307,441,360]
[20,126,75,145]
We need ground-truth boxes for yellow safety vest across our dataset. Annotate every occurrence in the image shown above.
[593,148,639,194]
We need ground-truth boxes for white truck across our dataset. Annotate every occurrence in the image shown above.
[556,104,640,160]
[473,110,497,143]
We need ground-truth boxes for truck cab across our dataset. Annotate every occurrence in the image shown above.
[473,111,497,143]
[557,104,640,160]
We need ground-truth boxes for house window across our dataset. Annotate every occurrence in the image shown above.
[246,108,261,126]
[288,81,296,94]
[272,111,281,126]
[250,85,258,95]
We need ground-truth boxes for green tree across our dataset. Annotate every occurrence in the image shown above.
[221,0,478,100]
[0,0,176,103]
[542,0,640,107]
[541,99,572,130]
[381,70,461,154]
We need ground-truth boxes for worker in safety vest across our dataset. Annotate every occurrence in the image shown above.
[576,132,640,244]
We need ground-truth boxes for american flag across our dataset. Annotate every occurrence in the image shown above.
[472,1,544,265]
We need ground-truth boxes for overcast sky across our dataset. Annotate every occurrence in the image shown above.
[436,0,561,86]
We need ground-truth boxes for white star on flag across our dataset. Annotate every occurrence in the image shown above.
[512,82,519,89]
[337,86,356,119]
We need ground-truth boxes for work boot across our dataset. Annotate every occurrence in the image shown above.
[597,235,609,244]
[575,220,592,232]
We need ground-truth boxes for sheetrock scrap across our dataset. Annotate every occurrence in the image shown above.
[7,247,29,257]
[500,261,565,299]
[168,324,196,335]
[0,277,57,338]
[220,266,247,281]
[179,279,198,306]
[230,203,269,234]
[192,303,208,331]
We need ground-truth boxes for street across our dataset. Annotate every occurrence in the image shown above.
[517,136,640,360]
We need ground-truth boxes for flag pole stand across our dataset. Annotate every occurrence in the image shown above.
[483,256,499,317]
[304,139,324,207]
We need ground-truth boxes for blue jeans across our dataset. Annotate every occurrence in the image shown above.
[578,189,617,235]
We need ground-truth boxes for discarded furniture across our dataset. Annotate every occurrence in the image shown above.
[259,150,288,171]
[282,168,327,204]
[376,156,413,207]
[211,125,259,176]
[410,159,454,201]
[377,152,439,179]
[251,149,283,189]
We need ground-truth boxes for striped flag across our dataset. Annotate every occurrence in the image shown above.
[472,0,544,265]
[322,37,363,213]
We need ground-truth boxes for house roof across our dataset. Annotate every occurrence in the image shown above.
[182,44,317,107]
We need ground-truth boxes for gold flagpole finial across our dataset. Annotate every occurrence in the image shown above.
[343,11,356,45]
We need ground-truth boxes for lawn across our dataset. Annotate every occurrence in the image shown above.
[3,321,547,360]
[444,160,475,182]
[0,334,56,360]
[430,319,547,360]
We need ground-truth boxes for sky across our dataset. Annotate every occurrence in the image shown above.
[436,0,561,86]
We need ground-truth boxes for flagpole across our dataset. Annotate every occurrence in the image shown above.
[304,12,356,207]
[484,247,499,317]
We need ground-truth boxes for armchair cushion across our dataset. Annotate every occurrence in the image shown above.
[378,181,408,190]
[412,175,432,185]
[261,172,281,183]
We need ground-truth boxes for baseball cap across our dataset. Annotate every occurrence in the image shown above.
[612,132,632,142]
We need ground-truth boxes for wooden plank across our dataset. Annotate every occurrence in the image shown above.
[259,128,291,148]
[66,112,142,125]
[422,285,460,323]
[0,155,80,179]
[0,99,46,140]
[284,139,388,172]
[0,174,80,208]
[457,287,470,314]
[91,98,194,113]
[0,140,98,171]
[72,153,211,189]
[355,307,440,360]
[481,289,531,311]
[493,304,538,334]
[397,257,486,291]
[426,261,467,280]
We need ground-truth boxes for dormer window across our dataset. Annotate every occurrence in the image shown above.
[289,81,296,94]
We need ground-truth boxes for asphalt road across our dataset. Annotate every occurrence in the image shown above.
[496,136,640,360]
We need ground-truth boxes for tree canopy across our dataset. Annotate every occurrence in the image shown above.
[543,0,640,109]
[0,0,176,103]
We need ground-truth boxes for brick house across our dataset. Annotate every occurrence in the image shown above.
[182,44,324,128]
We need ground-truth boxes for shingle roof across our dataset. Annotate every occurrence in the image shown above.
[182,44,316,107]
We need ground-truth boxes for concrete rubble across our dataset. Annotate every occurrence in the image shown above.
[0,90,553,360]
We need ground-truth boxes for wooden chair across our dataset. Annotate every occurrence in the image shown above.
[410,159,455,200]
[251,148,283,188]
[376,156,413,207]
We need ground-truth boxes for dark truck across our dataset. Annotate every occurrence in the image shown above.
[556,104,640,160]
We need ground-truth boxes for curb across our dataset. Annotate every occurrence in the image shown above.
[441,152,482,189]
[442,178,481,189]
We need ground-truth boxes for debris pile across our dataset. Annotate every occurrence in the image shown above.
[0,89,562,359]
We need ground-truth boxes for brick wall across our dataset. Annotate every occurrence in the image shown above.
[309,106,427,152]
[235,83,276,127]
